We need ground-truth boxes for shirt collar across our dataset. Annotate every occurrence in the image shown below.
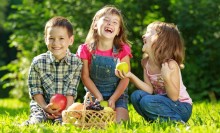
[47,50,71,65]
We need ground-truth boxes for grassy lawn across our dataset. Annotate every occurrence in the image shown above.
[0,99,219,133]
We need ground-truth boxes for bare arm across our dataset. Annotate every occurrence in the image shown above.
[115,57,153,94]
[33,94,48,109]
[109,56,130,109]
[161,60,180,101]
[81,59,103,101]
[66,95,74,109]
[129,70,153,94]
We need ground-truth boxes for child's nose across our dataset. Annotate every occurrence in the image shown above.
[53,39,59,45]
[107,20,113,25]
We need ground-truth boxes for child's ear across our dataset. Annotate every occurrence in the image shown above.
[93,21,98,30]
[94,24,97,30]
[44,36,47,44]
[69,35,74,46]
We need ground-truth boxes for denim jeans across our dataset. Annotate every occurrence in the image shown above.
[131,90,192,122]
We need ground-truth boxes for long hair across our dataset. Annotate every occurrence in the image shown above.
[150,21,185,68]
[85,5,131,52]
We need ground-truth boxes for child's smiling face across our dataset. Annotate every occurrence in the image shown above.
[45,26,73,60]
[95,13,121,40]
[142,25,157,54]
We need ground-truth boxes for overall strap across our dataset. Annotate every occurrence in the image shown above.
[112,45,119,63]
[91,43,96,55]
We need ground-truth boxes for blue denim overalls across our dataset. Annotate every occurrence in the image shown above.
[85,46,128,109]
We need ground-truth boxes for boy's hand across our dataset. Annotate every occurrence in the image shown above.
[43,103,61,119]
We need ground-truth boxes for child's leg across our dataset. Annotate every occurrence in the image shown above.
[53,117,62,124]
[139,94,192,122]
[115,94,129,122]
[130,90,151,120]
[22,101,47,125]
[115,107,129,122]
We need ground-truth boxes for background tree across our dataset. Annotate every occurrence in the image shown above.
[1,0,219,102]
[170,0,220,101]
[0,0,18,98]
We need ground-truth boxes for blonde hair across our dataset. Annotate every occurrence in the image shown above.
[150,21,185,68]
[85,5,130,52]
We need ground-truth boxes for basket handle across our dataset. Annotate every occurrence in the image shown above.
[81,92,93,123]
[83,92,93,111]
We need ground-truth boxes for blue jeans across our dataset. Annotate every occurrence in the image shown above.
[131,90,192,122]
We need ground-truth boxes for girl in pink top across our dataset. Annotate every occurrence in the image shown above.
[77,5,132,122]
[116,21,192,123]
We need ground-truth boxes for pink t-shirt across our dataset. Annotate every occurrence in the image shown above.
[76,43,132,64]
[145,61,192,105]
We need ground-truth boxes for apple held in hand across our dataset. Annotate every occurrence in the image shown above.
[100,101,108,107]
[50,94,67,112]
[116,62,129,73]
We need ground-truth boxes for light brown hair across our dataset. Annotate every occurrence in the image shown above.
[85,5,131,52]
[44,16,73,37]
[150,21,185,68]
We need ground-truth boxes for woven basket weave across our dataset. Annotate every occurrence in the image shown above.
[62,92,116,128]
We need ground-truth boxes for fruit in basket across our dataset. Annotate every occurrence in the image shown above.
[67,102,84,111]
[116,62,129,73]
[100,101,108,107]
[86,101,104,111]
[50,94,67,112]
[104,107,114,112]
[102,107,114,122]
[67,102,84,119]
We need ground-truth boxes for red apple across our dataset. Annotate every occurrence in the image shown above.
[50,94,67,112]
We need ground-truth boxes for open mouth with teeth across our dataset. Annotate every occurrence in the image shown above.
[52,47,62,50]
[105,27,113,33]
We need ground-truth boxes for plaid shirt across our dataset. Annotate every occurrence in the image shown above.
[28,50,82,103]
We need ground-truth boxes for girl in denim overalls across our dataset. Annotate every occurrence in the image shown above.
[77,5,132,122]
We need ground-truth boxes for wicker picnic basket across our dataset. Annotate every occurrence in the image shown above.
[62,92,116,128]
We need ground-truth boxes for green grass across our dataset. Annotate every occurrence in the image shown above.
[0,99,219,133]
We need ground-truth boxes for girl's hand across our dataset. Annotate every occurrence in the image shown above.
[115,69,131,79]
[161,62,174,81]
[108,99,116,110]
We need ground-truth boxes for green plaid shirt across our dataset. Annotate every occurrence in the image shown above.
[28,50,82,103]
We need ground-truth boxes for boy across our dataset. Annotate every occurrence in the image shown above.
[23,16,82,125]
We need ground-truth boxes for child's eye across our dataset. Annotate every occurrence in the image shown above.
[103,18,110,22]
[113,21,118,25]
[49,37,54,40]
[60,38,64,40]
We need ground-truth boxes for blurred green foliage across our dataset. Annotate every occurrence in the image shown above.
[0,0,219,102]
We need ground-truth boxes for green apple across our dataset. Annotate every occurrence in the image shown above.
[116,62,129,73]
[100,100,108,107]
